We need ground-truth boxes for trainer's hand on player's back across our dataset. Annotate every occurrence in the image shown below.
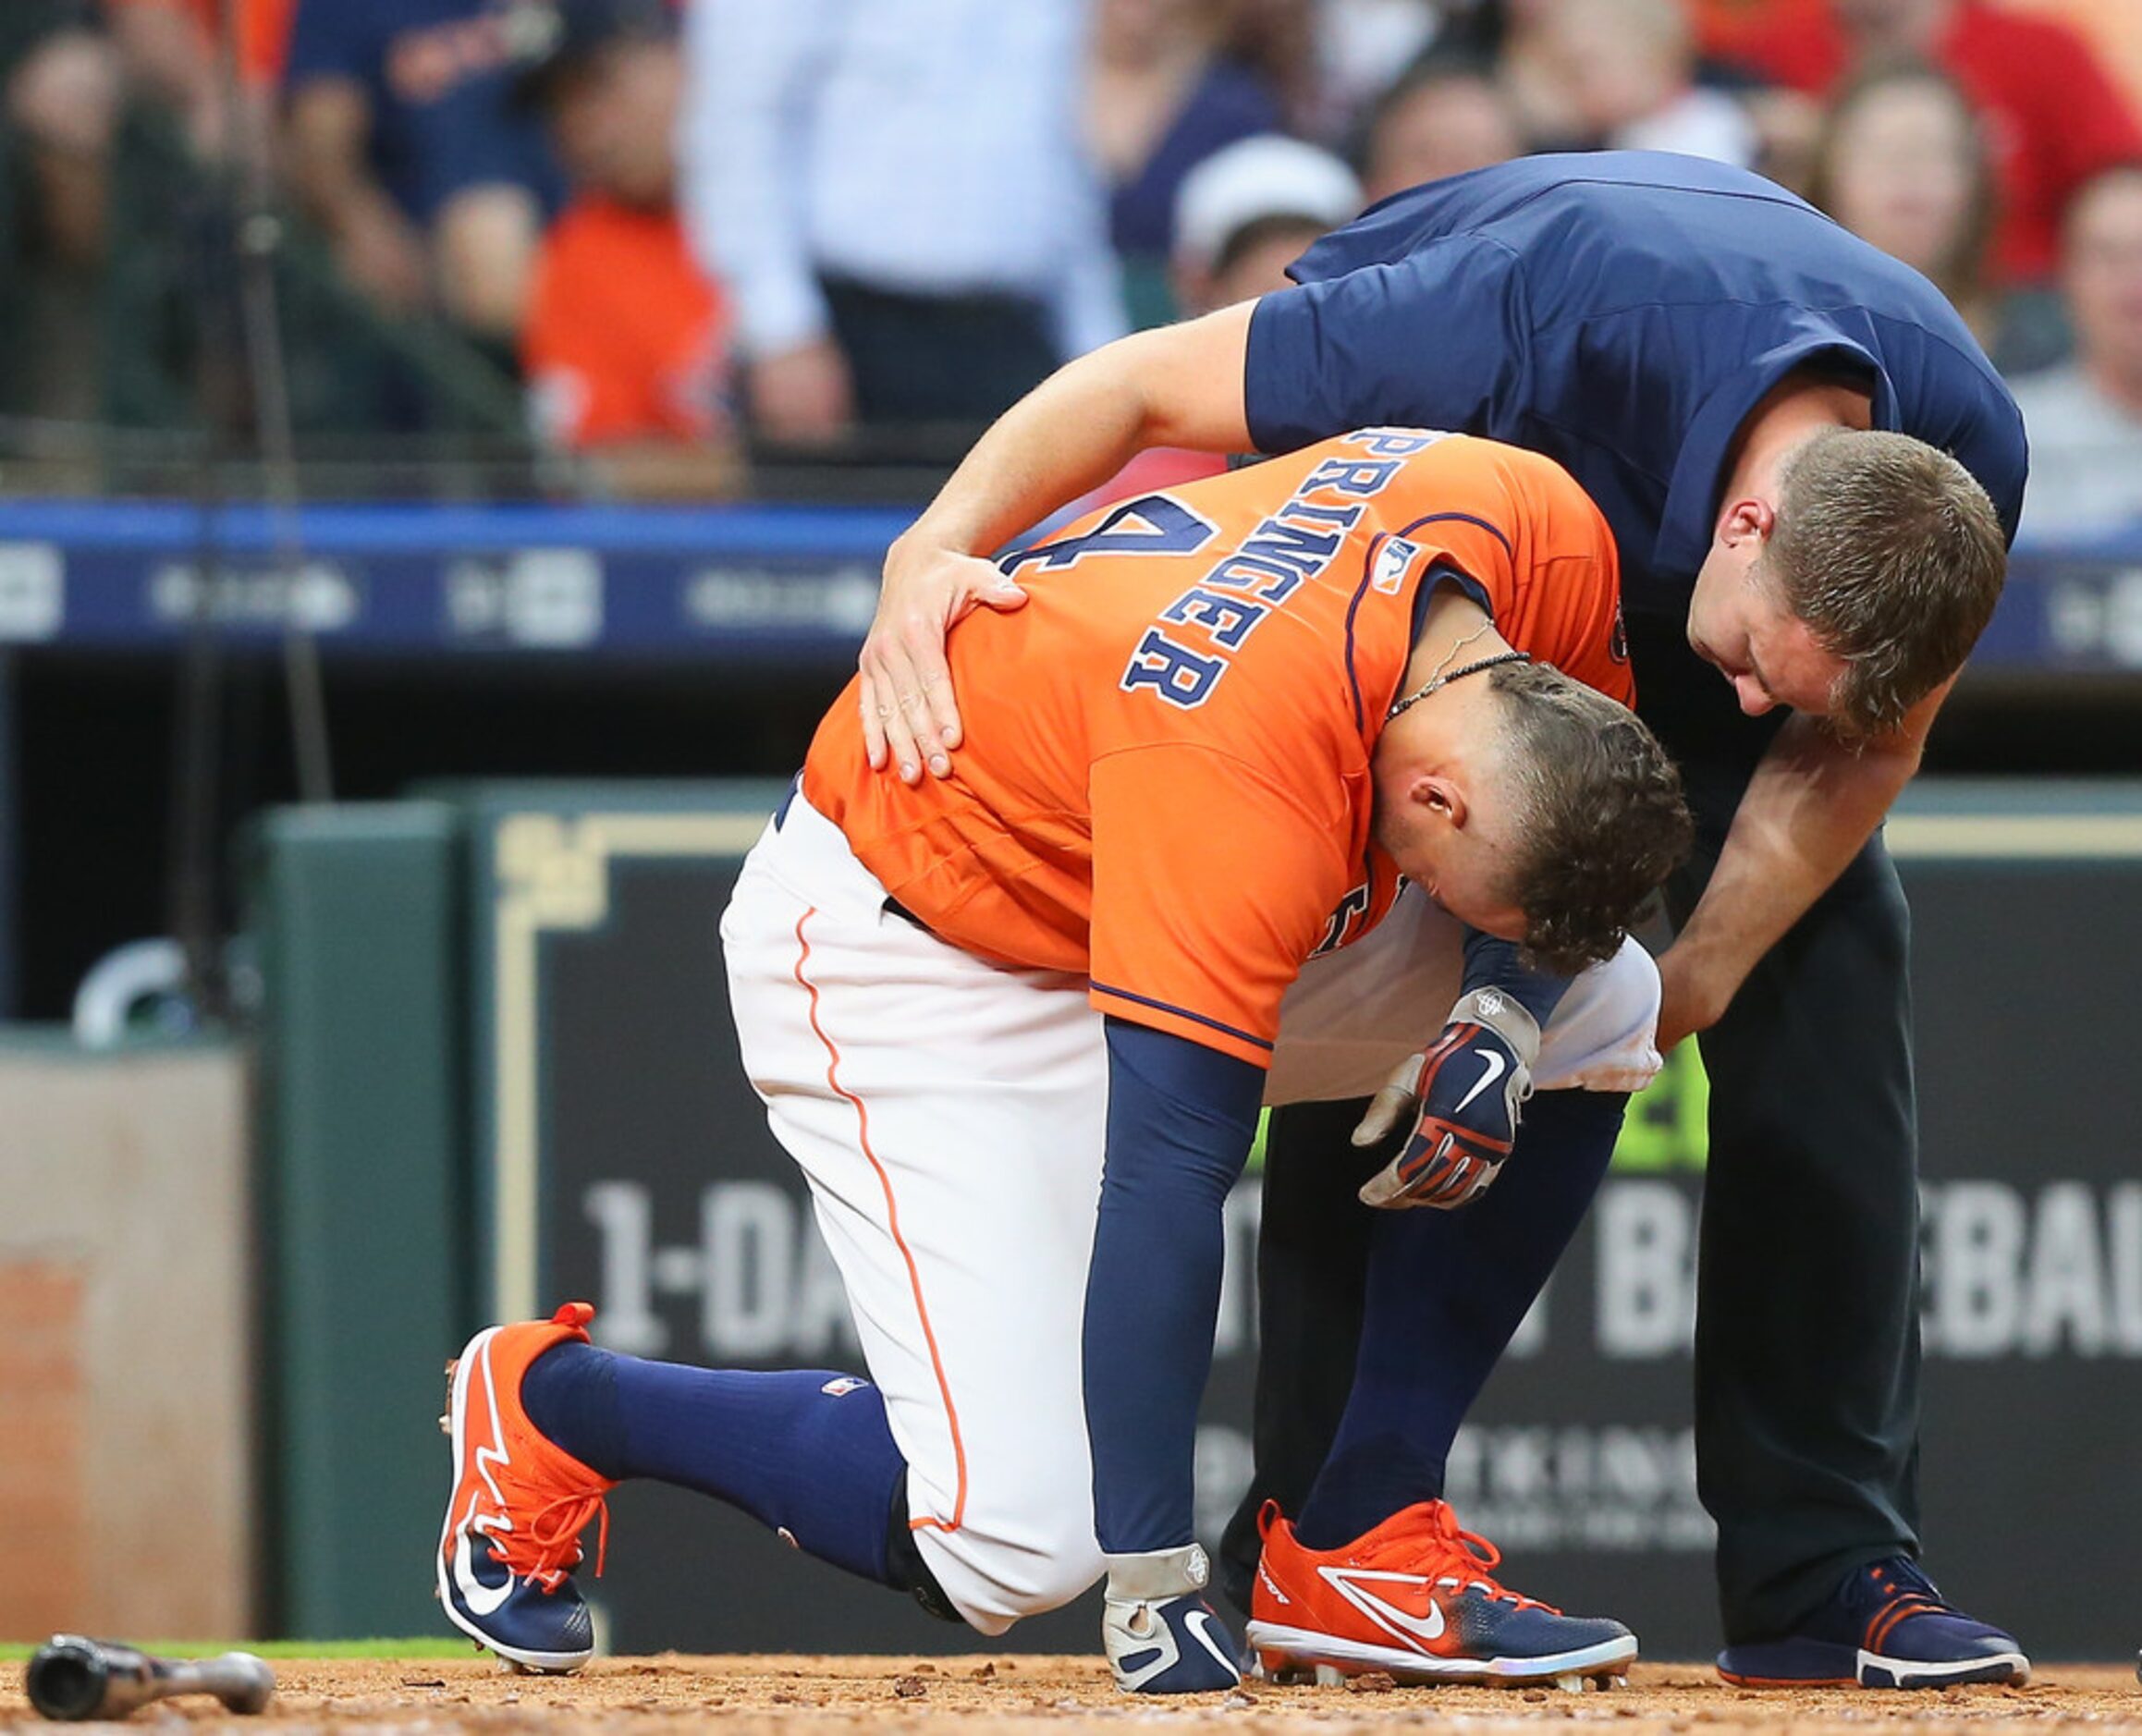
[862,534,1028,783]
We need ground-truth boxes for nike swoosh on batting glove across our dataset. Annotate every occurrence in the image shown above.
[1355,987,1540,1209]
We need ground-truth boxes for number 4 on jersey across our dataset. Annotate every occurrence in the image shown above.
[1001,495,1218,577]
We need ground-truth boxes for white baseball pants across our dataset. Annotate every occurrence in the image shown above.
[719,791,1659,1632]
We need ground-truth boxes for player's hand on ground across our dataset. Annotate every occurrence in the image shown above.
[862,537,1028,783]
[1101,1547,1242,1693]
[1354,988,1541,1209]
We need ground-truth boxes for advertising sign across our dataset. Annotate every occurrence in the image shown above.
[471,789,2142,1658]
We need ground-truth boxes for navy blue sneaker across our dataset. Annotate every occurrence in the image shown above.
[436,1304,614,1672]
[1718,1558,2028,1689]
[1102,1546,1243,1693]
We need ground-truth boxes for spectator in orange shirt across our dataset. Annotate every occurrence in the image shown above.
[518,0,741,499]
[1706,0,2142,284]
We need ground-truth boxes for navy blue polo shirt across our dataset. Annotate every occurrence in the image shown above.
[1245,152,2028,624]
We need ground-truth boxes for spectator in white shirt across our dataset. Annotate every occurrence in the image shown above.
[679,0,1122,446]
[2012,163,2142,537]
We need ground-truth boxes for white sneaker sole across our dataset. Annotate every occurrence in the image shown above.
[1857,1649,2030,1689]
[1246,1620,1635,1689]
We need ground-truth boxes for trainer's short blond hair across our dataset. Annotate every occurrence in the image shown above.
[1764,429,2007,737]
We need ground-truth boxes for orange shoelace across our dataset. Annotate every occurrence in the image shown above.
[486,1489,611,1594]
[1862,1565,1955,1652]
[1384,1505,1557,1613]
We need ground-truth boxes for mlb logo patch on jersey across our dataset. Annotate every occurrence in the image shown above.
[1372,536,1423,594]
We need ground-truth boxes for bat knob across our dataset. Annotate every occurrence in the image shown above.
[214,1653,276,1716]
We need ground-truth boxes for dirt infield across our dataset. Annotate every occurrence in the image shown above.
[4,1657,2138,1735]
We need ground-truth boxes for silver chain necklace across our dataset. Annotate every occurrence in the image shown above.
[1387,650,1533,721]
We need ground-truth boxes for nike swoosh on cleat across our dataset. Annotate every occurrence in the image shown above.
[453,1528,514,1618]
[1319,1566,1448,1650]
[1452,1049,1506,1115]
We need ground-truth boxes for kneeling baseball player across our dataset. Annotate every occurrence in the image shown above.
[435,429,1692,1692]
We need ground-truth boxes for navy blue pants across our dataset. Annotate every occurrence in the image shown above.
[1224,616,1923,1644]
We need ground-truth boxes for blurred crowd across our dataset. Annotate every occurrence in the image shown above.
[3,0,2140,531]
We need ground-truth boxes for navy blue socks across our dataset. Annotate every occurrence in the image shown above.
[520,1342,906,1587]
[1292,1088,1628,1549]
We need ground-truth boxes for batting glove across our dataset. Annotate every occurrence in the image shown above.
[1101,1546,1242,1693]
[1354,987,1541,1209]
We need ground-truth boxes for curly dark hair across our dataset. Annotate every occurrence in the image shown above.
[1486,662,1693,975]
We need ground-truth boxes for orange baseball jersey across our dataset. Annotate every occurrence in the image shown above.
[802,431,1630,1067]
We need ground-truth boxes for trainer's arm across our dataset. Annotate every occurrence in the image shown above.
[863,302,1257,781]
[1654,684,1943,1050]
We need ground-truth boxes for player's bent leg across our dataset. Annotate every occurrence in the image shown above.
[517,1340,936,1595]
[1245,1090,1634,1692]
[720,792,1115,1637]
[436,793,1120,1664]
[1255,930,1661,1523]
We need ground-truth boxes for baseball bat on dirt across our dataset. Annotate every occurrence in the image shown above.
[24,1635,275,1720]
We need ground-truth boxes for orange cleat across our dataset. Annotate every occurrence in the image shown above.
[1245,1499,1636,1688]
[435,1302,616,1672]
